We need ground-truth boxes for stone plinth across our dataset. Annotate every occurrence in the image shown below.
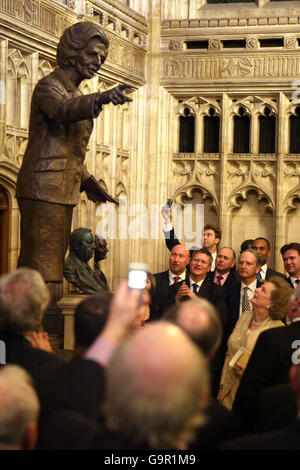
[57,294,89,350]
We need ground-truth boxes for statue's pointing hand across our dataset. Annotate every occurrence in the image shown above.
[97,84,133,107]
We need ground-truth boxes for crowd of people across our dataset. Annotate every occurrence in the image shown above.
[0,205,300,450]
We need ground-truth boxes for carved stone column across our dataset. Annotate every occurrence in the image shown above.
[275,92,288,272]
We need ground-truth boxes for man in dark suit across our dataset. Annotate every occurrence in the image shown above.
[0,268,63,373]
[16,21,131,283]
[213,246,239,289]
[233,285,300,432]
[252,237,286,281]
[280,242,300,288]
[174,248,228,396]
[175,248,227,325]
[151,244,190,320]
[226,248,262,339]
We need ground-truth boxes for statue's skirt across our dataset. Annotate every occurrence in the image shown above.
[17,198,73,282]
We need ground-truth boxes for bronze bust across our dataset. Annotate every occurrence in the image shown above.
[16,21,132,283]
[63,228,106,295]
[94,235,110,291]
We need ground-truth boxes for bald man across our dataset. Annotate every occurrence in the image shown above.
[150,244,190,320]
[105,322,210,450]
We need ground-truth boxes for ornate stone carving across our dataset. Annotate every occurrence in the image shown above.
[3,127,28,166]
[85,1,93,17]
[68,0,76,10]
[0,0,74,38]
[246,36,259,50]
[162,55,300,80]
[227,186,274,214]
[169,39,185,52]
[38,60,54,80]
[208,39,222,51]
[284,35,297,50]
[282,163,300,212]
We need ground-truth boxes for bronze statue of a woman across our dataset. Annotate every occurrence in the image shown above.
[16,21,132,283]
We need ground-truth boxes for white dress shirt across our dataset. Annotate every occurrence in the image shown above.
[168,270,186,286]
[189,276,205,294]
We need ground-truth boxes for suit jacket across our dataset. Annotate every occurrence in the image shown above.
[225,280,262,339]
[233,321,300,431]
[16,67,100,205]
[190,399,241,450]
[150,270,180,320]
[0,331,63,373]
[186,274,229,397]
[220,419,300,450]
[254,383,297,433]
[286,277,297,288]
[186,274,228,327]
[212,269,239,290]
[31,356,106,427]
[265,267,286,280]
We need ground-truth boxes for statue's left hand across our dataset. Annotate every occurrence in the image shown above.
[96,84,133,107]
[81,175,119,204]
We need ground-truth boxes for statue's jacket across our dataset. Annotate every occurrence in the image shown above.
[16,67,101,206]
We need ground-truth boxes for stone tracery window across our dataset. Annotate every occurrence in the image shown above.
[290,107,300,154]
[259,107,276,154]
[204,107,220,153]
[179,107,195,153]
[233,107,250,154]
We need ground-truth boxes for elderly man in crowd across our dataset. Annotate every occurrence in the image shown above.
[150,244,190,320]
[0,365,40,450]
[104,321,210,450]
[0,268,62,372]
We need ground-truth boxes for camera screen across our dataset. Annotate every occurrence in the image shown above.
[128,269,147,289]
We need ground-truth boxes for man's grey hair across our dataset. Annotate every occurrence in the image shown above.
[163,298,223,356]
[238,248,261,266]
[0,268,50,334]
[0,365,40,448]
[218,246,236,262]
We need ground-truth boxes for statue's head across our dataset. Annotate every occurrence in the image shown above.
[94,235,108,262]
[57,21,109,73]
[69,228,96,263]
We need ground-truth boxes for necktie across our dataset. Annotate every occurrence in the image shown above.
[295,279,300,285]
[173,276,180,284]
[242,287,251,313]
[256,270,262,281]
[192,283,198,295]
[216,275,223,286]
